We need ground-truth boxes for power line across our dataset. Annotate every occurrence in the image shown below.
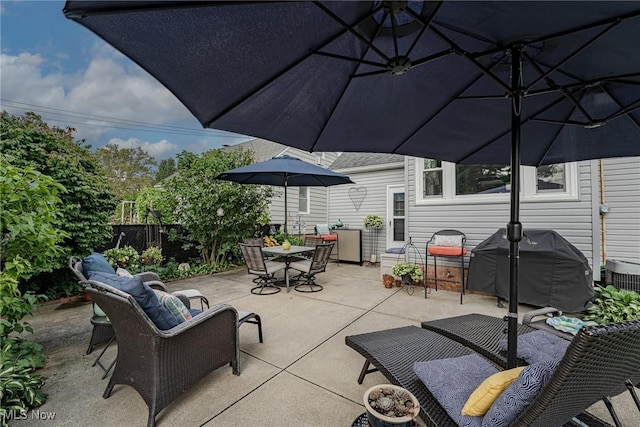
[0,99,249,140]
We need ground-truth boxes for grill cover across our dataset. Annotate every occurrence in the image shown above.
[467,229,593,312]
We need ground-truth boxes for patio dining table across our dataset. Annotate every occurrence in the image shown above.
[262,245,315,292]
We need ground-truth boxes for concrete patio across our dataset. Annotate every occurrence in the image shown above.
[16,263,638,426]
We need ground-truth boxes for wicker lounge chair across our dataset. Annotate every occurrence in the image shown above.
[85,280,239,427]
[346,318,640,426]
[69,256,206,366]
[421,313,640,423]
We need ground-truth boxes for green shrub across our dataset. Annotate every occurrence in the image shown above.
[0,342,47,426]
[583,285,640,324]
[141,246,163,265]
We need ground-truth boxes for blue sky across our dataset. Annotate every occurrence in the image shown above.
[1,0,249,159]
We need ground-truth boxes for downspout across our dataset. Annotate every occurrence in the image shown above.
[599,159,607,265]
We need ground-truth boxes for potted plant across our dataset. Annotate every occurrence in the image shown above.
[364,384,420,427]
[103,245,140,269]
[392,262,423,285]
[364,214,384,229]
[141,246,163,265]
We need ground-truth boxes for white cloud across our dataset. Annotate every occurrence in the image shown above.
[0,42,198,147]
[108,137,178,160]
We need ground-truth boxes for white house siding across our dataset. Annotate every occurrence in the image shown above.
[328,164,405,262]
[601,157,640,264]
[407,159,597,270]
[267,148,338,235]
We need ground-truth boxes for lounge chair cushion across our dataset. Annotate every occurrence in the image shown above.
[462,366,525,416]
[154,290,192,323]
[414,354,497,427]
[82,252,116,275]
[482,359,559,427]
[88,271,179,330]
[498,330,569,364]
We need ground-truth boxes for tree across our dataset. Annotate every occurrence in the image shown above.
[155,158,176,183]
[165,149,272,265]
[0,112,117,258]
[94,143,157,200]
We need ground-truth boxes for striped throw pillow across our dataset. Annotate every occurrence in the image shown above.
[153,290,192,324]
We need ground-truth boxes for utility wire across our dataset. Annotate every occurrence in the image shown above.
[0,99,248,139]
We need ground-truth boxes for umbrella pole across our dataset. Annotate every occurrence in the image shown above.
[284,178,288,240]
[507,46,523,369]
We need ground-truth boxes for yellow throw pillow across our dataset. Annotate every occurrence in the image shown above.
[461,366,525,416]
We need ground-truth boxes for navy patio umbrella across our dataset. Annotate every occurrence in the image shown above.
[216,155,353,238]
[64,1,640,368]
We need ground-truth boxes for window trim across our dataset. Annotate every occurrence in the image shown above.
[415,159,579,205]
[298,187,310,214]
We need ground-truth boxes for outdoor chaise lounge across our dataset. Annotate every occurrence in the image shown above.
[421,313,640,425]
[86,280,240,427]
[346,317,640,426]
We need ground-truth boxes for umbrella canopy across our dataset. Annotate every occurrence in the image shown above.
[216,155,353,237]
[64,1,640,368]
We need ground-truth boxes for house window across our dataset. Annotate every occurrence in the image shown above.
[416,159,577,204]
[298,187,310,214]
[422,159,443,198]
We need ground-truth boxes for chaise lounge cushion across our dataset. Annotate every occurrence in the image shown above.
[88,271,179,330]
[82,252,116,275]
[481,359,559,427]
[498,330,569,364]
[414,354,498,427]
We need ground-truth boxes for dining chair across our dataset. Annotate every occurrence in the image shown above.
[289,242,334,292]
[239,243,285,295]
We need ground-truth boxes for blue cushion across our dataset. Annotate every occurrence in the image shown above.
[482,359,559,427]
[498,330,569,365]
[88,271,178,330]
[414,354,496,427]
[82,252,116,275]
[385,247,406,254]
[189,309,202,317]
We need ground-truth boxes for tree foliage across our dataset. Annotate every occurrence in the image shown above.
[0,112,117,258]
[94,143,157,200]
[135,187,176,223]
[165,149,271,265]
[155,157,176,183]
[0,155,62,416]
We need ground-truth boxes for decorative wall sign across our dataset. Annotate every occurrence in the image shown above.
[349,186,367,211]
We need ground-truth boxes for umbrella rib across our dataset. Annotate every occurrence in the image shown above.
[312,1,390,63]
[471,10,640,62]
[529,9,640,47]
[526,72,640,97]
[203,6,376,128]
[428,26,513,95]
[599,88,640,131]
[310,5,389,151]
[526,21,621,91]
[396,66,499,155]
[313,50,387,69]
[535,91,587,166]
[457,93,569,163]
[404,1,442,59]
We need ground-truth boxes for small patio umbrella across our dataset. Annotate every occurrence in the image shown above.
[63,1,640,368]
[216,155,353,238]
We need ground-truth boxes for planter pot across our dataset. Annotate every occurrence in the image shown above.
[364,384,420,427]
[383,274,394,289]
[370,254,377,264]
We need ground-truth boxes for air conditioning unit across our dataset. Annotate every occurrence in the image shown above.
[606,259,640,292]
